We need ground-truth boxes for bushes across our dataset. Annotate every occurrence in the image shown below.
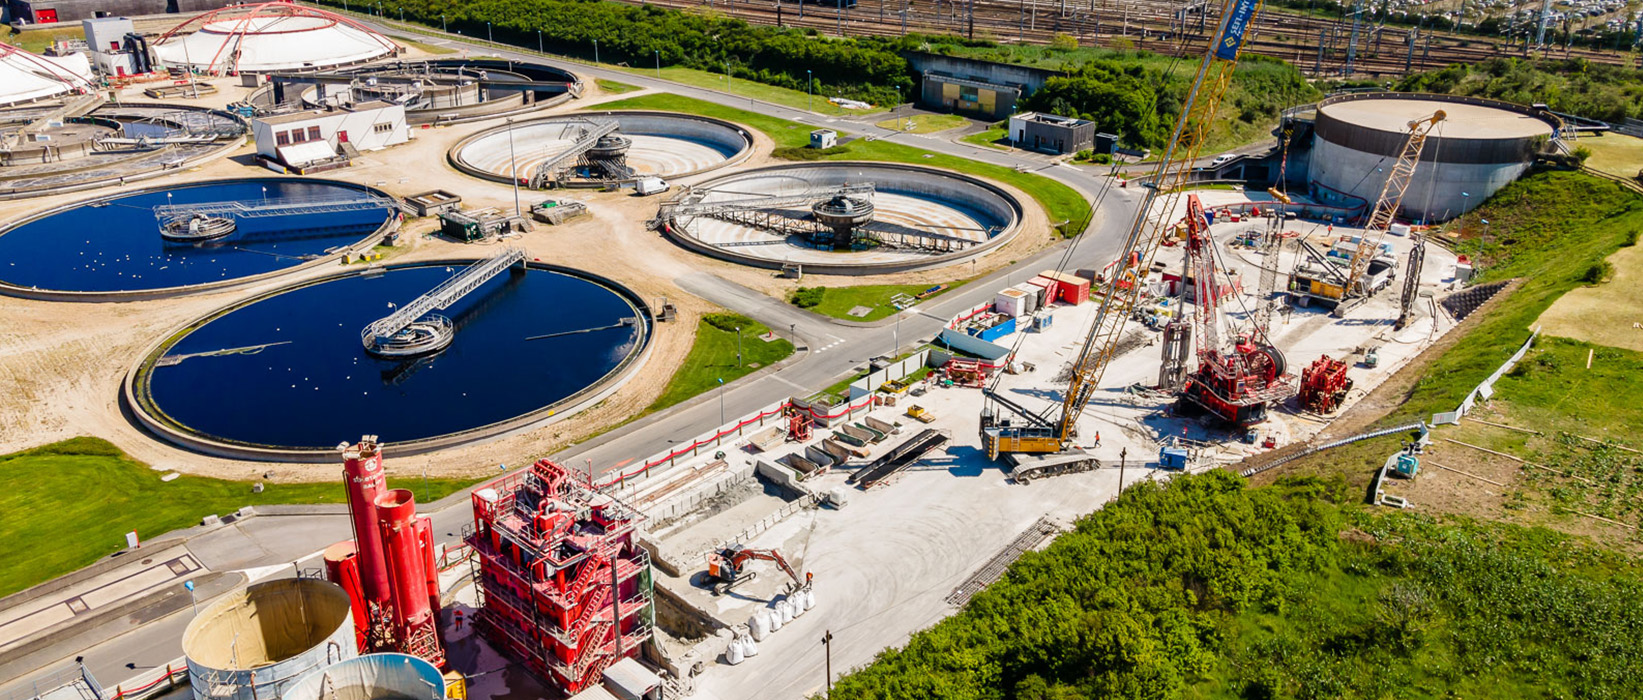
[1582,260,1615,284]
[702,312,755,332]
[1396,58,1643,123]
[789,286,826,308]
[313,0,912,105]
[771,145,850,161]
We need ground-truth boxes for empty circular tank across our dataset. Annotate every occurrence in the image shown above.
[447,111,751,187]
[181,578,358,700]
[283,654,445,700]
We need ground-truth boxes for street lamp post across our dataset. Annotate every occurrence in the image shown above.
[736,326,743,367]
[717,378,726,425]
[441,14,447,32]
[539,30,543,53]
[655,50,661,78]
[806,69,812,112]
[593,39,599,64]
[183,580,198,617]
[505,118,521,217]
[487,21,493,44]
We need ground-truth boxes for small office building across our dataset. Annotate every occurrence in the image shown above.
[251,100,409,172]
[1008,112,1096,155]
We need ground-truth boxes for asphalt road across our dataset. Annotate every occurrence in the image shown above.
[0,20,1148,695]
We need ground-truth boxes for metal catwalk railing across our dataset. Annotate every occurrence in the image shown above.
[151,192,395,227]
[362,247,524,345]
[529,119,619,186]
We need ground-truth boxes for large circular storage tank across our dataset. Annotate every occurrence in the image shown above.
[1308,93,1559,222]
[153,3,397,75]
[283,654,445,700]
[181,579,358,700]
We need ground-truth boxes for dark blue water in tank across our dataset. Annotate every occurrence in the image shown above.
[140,263,645,450]
[0,180,394,293]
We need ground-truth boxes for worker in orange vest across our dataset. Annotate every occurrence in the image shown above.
[1094,431,1102,447]
[453,608,464,630]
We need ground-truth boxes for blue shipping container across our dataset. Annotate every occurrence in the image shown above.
[976,316,1017,343]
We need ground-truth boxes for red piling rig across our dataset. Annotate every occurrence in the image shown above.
[1175,195,1299,427]
[787,407,814,442]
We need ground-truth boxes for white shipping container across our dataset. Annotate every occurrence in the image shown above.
[1011,283,1041,314]
[994,288,1028,317]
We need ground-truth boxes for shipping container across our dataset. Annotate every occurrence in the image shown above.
[976,316,1017,342]
[994,288,1029,317]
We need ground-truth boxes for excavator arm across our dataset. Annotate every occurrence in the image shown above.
[732,548,803,587]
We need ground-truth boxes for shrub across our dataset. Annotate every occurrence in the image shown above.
[1573,145,1594,165]
[1623,229,1639,247]
[1581,260,1614,284]
[703,312,755,332]
[772,145,850,161]
[790,286,827,308]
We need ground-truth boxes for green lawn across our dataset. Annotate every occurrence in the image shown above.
[1580,132,1643,179]
[647,313,795,411]
[873,114,970,134]
[592,94,1091,236]
[961,125,1010,150]
[1392,170,1643,423]
[0,438,476,598]
[391,35,458,55]
[595,78,642,94]
[794,283,960,322]
[611,66,883,117]
[8,26,83,54]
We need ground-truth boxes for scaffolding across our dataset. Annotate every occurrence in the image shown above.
[466,460,654,695]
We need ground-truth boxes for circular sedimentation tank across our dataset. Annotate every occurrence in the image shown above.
[181,578,357,700]
[249,58,582,125]
[127,260,653,461]
[663,162,1022,275]
[282,653,445,700]
[0,178,398,300]
[0,104,245,198]
[1308,93,1560,221]
[448,111,751,186]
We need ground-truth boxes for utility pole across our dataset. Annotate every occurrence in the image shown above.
[505,118,521,217]
[821,630,834,696]
[1118,447,1127,492]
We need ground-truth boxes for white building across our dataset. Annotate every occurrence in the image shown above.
[251,101,409,172]
[83,17,152,78]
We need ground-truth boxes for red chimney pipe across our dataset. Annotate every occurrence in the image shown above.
[342,437,392,605]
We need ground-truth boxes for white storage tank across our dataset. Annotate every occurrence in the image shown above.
[181,578,357,700]
[282,653,444,700]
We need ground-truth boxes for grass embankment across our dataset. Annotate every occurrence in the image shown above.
[831,471,1643,699]
[648,313,794,411]
[8,26,83,54]
[595,78,642,94]
[1580,133,1643,179]
[611,66,875,116]
[592,94,1090,236]
[791,283,961,322]
[1391,170,1643,421]
[873,113,969,134]
[0,438,475,598]
[960,124,1010,150]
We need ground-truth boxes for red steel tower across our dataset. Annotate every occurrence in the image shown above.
[324,436,447,668]
[467,459,654,694]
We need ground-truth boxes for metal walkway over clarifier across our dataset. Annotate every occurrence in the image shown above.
[666,183,876,220]
[151,192,396,229]
[361,248,527,352]
[529,118,620,188]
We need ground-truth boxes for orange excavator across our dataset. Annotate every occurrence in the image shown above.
[705,544,810,596]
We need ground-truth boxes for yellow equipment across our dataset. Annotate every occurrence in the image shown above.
[906,405,936,423]
[981,0,1267,464]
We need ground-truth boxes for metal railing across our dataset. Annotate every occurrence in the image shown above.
[362,247,524,343]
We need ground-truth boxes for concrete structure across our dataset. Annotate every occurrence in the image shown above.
[281,653,445,700]
[809,129,836,149]
[252,101,408,171]
[81,17,150,77]
[6,0,234,23]
[153,3,398,75]
[449,111,751,188]
[250,58,582,126]
[1308,93,1559,221]
[1008,112,1096,155]
[905,52,1059,120]
[662,162,1023,275]
[180,578,358,700]
[0,42,91,107]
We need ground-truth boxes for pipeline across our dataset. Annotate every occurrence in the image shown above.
[1239,421,1426,478]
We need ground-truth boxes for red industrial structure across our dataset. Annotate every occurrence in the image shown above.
[1297,355,1353,413]
[324,436,447,667]
[1173,195,1299,427]
[467,459,654,695]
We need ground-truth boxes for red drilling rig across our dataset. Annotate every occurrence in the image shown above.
[1172,195,1299,427]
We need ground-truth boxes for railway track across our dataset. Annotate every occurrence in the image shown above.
[623,0,1632,77]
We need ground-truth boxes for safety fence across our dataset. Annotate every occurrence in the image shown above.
[593,395,877,491]
[1452,327,1538,420]
[107,664,187,700]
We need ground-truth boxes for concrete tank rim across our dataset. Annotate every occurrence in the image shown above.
[180,577,354,672]
[662,160,1025,275]
[264,57,584,125]
[1315,91,1560,140]
[445,109,754,186]
[121,258,656,463]
[281,652,445,700]
[0,175,400,302]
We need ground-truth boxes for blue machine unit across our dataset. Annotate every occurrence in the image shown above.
[1159,446,1189,470]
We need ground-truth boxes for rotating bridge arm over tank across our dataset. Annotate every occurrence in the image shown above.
[361,247,526,356]
[529,118,620,187]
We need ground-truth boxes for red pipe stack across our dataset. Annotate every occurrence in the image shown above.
[324,436,447,668]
